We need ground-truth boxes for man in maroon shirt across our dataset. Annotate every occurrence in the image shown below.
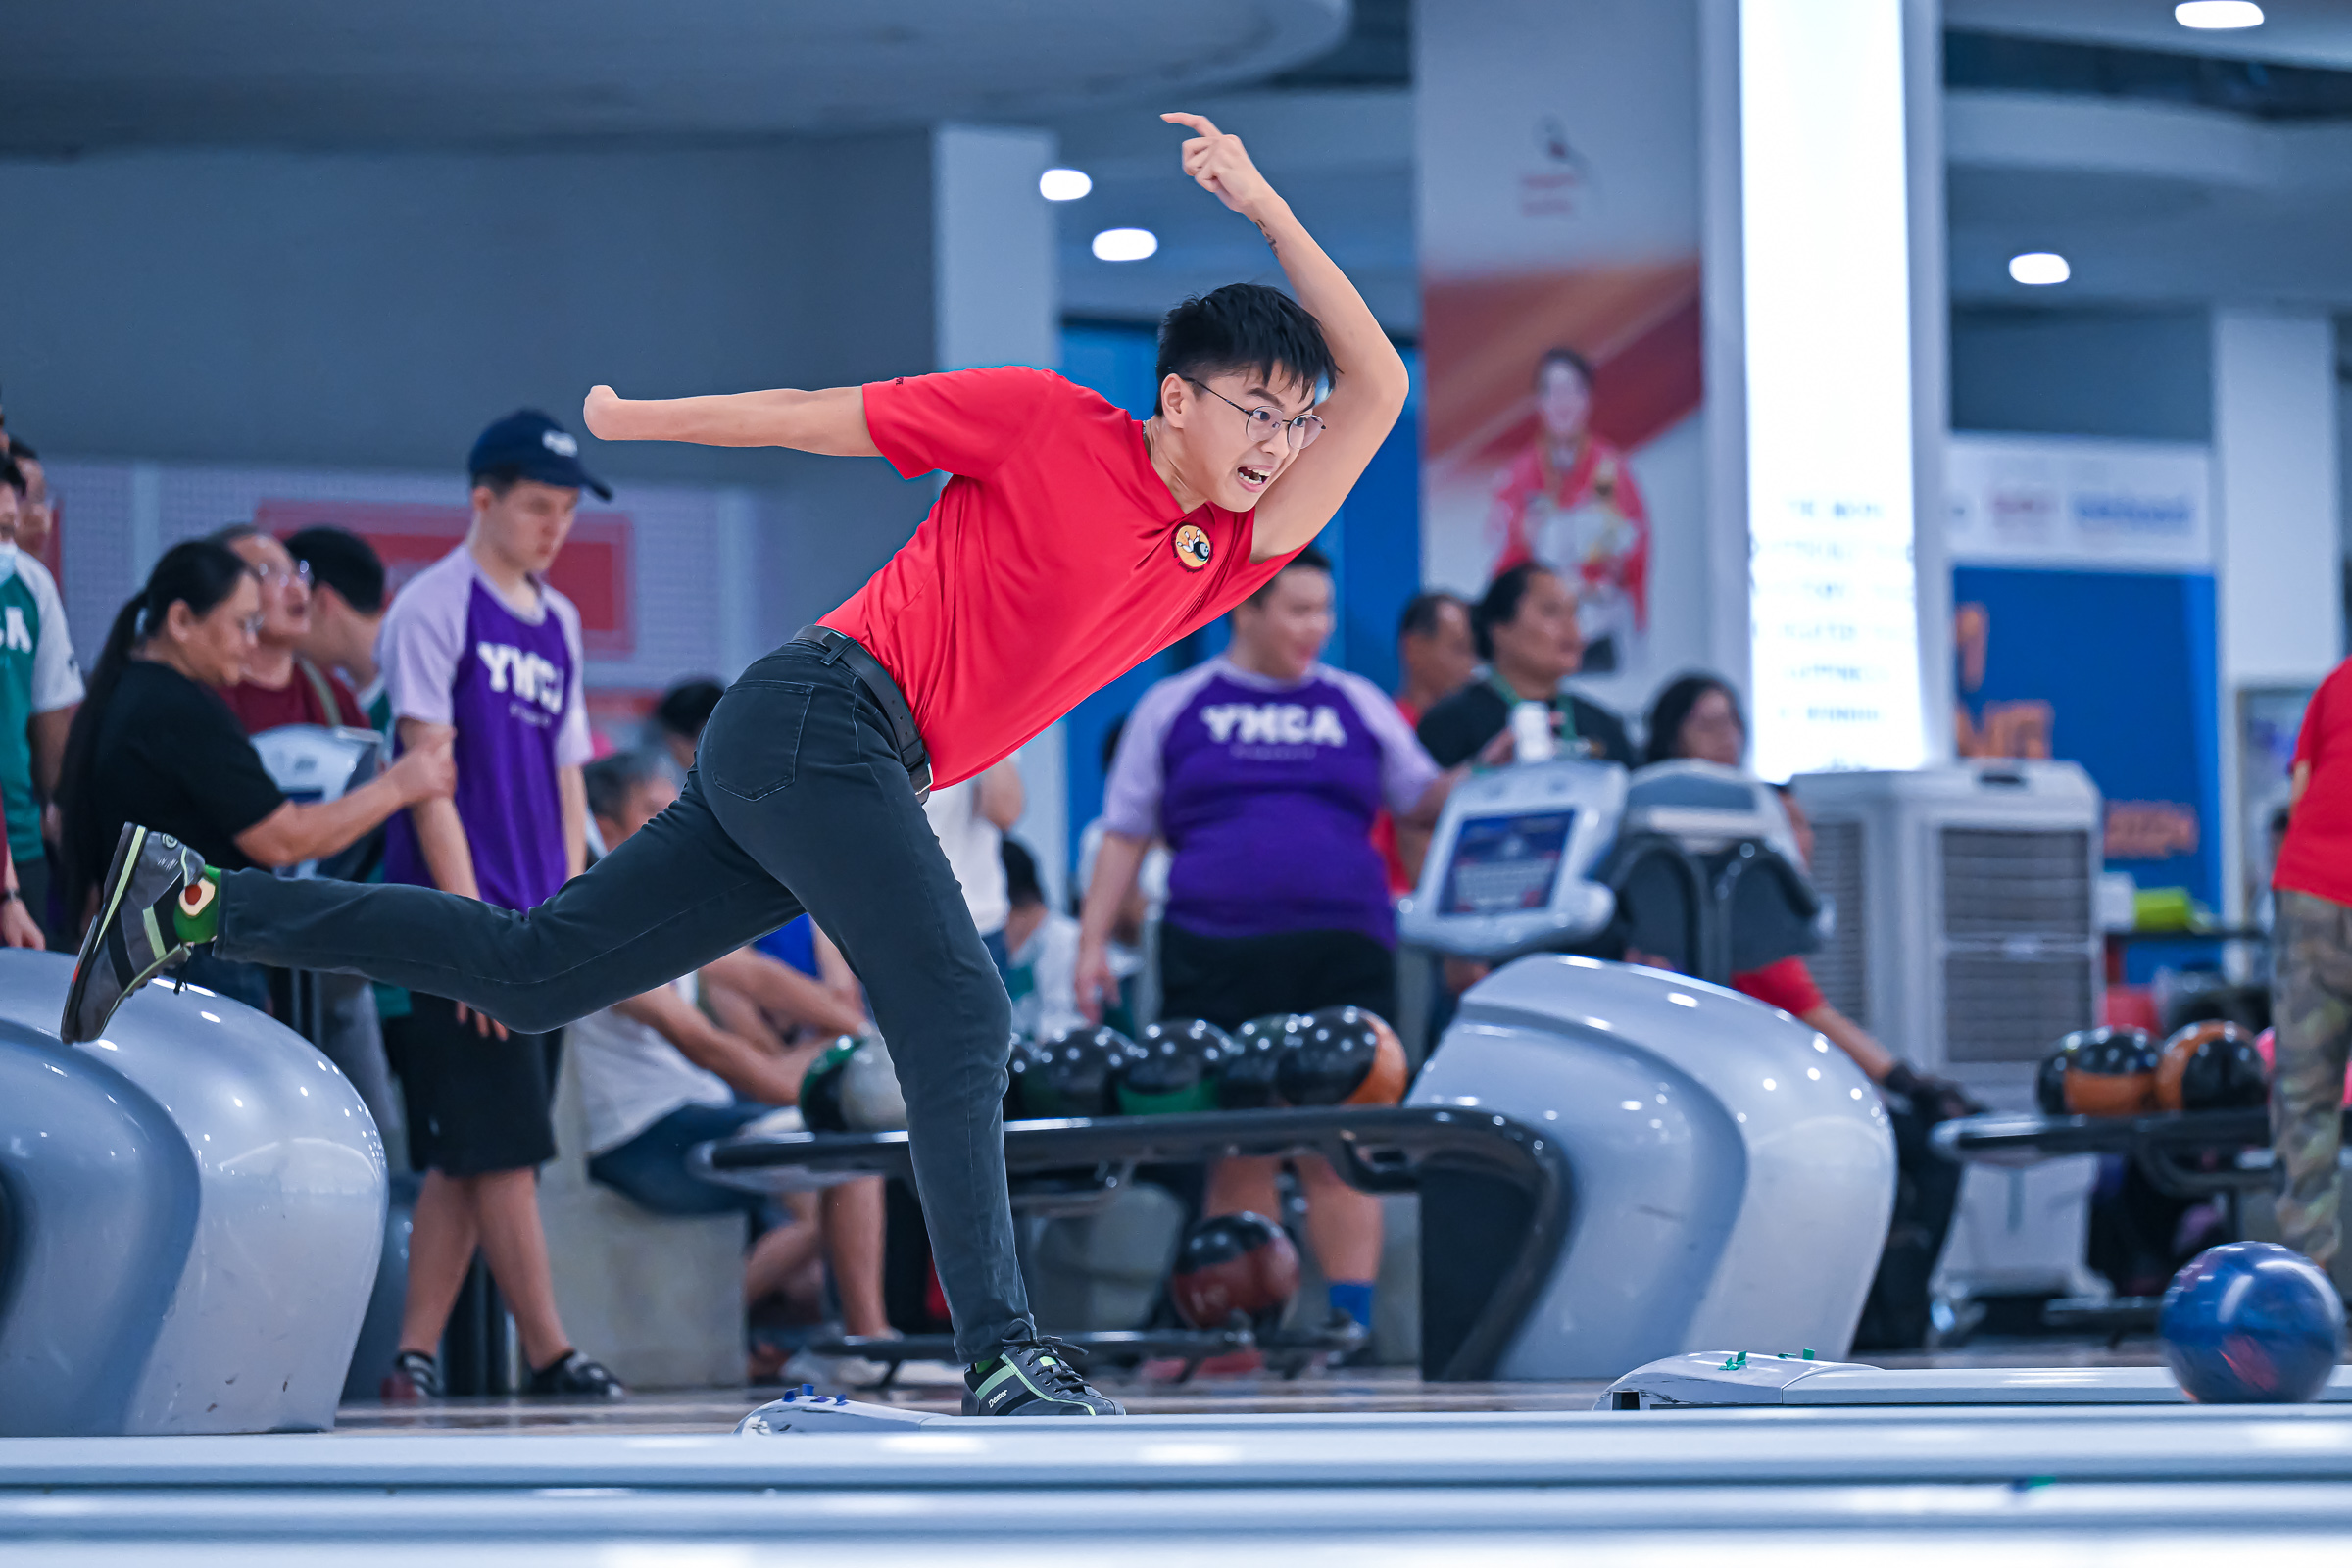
[70,115,1408,1419]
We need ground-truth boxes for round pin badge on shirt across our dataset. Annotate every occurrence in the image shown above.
[1172,523,1213,571]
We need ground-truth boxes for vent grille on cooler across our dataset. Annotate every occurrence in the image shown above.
[1807,818,1869,1027]
[1943,951,2097,1062]
[1939,824,2097,1061]
[1940,827,2092,936]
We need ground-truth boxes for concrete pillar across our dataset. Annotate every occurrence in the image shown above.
[929,123,1071,906]
[2213,308,2342,916]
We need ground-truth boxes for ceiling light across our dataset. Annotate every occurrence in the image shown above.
[1039,168,1092,202]
[2008,251,2070,286]
[2175,1,2264,27]
[1092,227,1157,262]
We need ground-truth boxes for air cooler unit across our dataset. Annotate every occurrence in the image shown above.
[1791,761,2109,1307]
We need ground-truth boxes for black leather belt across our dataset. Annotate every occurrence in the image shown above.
[793,624,932,803]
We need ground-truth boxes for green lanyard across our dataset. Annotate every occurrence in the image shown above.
[1489,673,1580,745]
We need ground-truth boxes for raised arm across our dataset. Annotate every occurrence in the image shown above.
[1163,113,1410,561]
[581,383,880,458]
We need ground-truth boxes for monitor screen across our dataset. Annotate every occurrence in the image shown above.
[1440,810,1578,916]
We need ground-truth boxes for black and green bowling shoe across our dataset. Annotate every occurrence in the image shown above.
[61,823,208,1045]
[962,1338,1125,1416]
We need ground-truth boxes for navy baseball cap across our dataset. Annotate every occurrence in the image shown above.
[468,409,612,501]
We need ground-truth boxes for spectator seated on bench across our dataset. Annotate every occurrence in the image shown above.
[574,752,891,1379]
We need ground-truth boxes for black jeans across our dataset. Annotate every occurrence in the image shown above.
[214,640,1033,1363]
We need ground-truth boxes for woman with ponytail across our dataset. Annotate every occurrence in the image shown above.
[57,539,454,1007]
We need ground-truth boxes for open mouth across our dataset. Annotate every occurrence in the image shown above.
[1237,465,1272,491]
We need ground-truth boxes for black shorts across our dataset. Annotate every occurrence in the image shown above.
[1157,922,1398,1033]
[386,992,562,1176]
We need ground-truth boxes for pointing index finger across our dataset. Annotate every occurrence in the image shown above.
[1161,112,1223,139]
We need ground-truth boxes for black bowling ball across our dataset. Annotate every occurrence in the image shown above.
[2034,1042,2074,1117]
[2053,1025,2159,1117]
[2156,1021,2270,1112]
[1276,1005,1408,1108]
[1004,1034,1042,1121]
[1116,1018,1230,1116]
[1023,1025,1131,1119]
[1217,1013,1296,1110]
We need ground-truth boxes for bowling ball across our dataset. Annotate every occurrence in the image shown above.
[2053,1026,2159,1117]
[1168,1210,1300,1335]
[2159,1241,2345,1403]
[2155,1021,2270,1113]
[1022,1025,1132,1119]
[799,1035,906,1133]
[1004,1034,1041,1121]
[1216,1013,1296,1110]
[2034,1042,2074,1117]
[1276,1006,1410,1108]
[1116,1018,1231,1116]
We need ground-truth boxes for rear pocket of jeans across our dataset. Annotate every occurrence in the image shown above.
[704,681,816,801]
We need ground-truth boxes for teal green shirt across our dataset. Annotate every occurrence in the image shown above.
[0,548,83,863]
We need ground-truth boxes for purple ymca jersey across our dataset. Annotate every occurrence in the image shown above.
[379,546,591,912]
[1102,657,1441,947]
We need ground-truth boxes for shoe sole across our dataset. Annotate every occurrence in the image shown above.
[61,824,148,1044]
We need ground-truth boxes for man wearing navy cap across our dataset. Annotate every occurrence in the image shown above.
[367,410,620,1399]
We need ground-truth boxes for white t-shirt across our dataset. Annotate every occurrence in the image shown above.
[924,774,1009,936]
[1006,909,1086,1042]
[569,974,737,1155]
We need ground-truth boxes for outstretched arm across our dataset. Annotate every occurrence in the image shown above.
[582,383,880,458]
[1163,113,1411,561]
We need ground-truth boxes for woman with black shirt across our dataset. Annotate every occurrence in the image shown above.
[57,540,454,1010]
[1415,562,1635,770]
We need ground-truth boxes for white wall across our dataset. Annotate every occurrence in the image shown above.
[2213,308,2341,920]
[0,136,957,656]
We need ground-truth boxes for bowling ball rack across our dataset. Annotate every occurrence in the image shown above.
[696,1105,1572,1381]
[1932,1106,2352,1342]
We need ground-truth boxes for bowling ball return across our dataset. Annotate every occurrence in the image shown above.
[698,1102,1569,1382]
[1932,1104,2352,1338]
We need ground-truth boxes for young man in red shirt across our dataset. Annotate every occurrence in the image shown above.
[2270,662,2352,1275]
[67,115,1409,1418]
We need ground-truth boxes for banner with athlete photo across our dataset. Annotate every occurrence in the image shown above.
[1414,0,1704,702]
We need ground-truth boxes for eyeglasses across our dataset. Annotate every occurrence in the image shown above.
[250,560,313,590]
[1186,378,1325,451]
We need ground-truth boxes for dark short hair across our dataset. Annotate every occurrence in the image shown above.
[1154,283,1339,416]
[470,465,526,499]
[1538,346,1594,390]
[285,526,387,614]
[0,460,22,498]
[1100,714,1128,774]
[1398,589,1465,642]
[1644,672,1745,766]
[1001,835,1045,909]
[1245,543,1332,607]
[5,438,36,463]
[584,750,668,823]
[654,678,725,741]
[1471,561,1557,661]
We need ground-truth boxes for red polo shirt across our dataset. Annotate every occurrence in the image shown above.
[825,368,1298,787]
[2276,659,2352,907]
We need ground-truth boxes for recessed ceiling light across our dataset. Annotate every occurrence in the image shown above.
[2009,251,2071,285]
[1039,168,1092,202]
[1092,227,1157,262]
[2176,1,2264,28]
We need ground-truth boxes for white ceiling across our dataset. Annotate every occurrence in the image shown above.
[1946,0,2352,68]
[0,0,1347,154]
